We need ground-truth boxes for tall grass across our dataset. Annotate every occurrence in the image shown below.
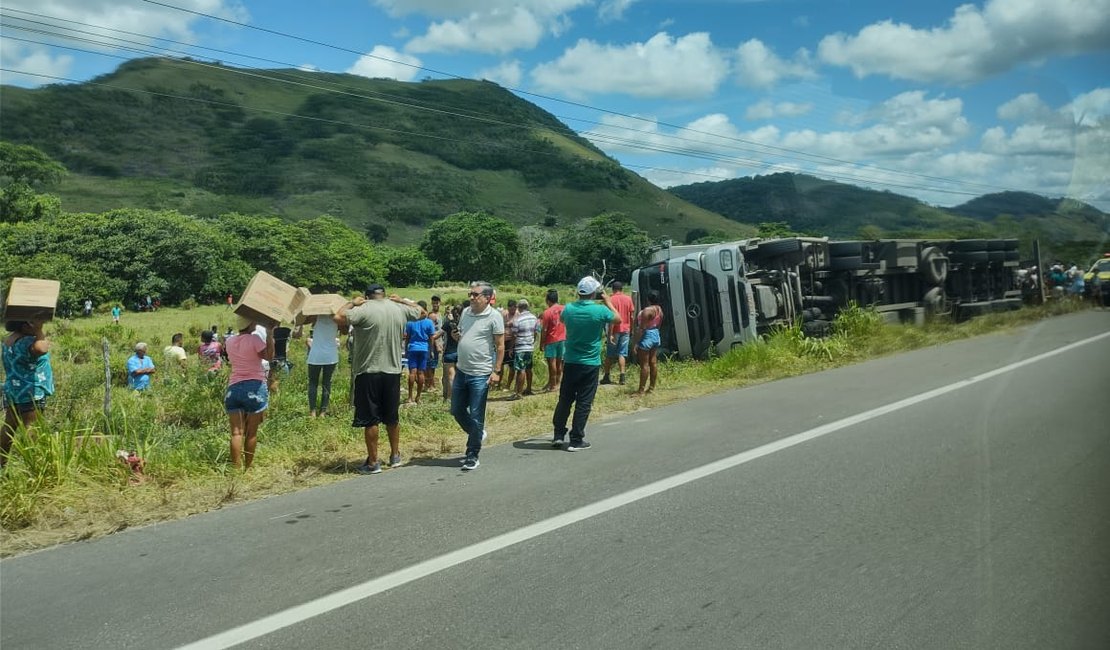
[0,297,1094,554]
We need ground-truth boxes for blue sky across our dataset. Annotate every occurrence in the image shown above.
[2,0,1108,210]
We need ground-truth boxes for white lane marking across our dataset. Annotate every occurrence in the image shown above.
[179,330,1110,650]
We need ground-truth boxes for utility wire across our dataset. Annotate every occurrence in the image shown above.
[1,14,998,198]
[130,0,1015,194]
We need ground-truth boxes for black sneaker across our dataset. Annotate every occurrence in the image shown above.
[551,437,565,449]
[599,376,612,385]
[618,373,626,385]
[461,457,480,471]
[567,441,591,452]
[356,460,381,474]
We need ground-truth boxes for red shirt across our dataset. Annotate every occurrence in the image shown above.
[609,292,634,334]
[540,304,566,345]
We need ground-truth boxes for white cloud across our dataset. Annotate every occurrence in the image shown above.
[532,32,729,99]
[1066,88,1110,127]
[406,7,546,54]
[642,166,738,189]
[745,100,814,120]
[0,41,74,85]
[390,0,589,54]
[375,1,586,17]
[817,0,1110,83]
[997,93,1055,122]
[599,0,639,22]
[734,39,816,88]
[347,46,422,81]
[477,60,523,87]
[2,0,246,45]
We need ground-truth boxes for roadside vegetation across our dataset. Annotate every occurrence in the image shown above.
[0,297,1090,555]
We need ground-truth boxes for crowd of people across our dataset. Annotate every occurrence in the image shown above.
[1,278,666,474]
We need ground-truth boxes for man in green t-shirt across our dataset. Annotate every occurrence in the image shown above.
[551,276,620,451]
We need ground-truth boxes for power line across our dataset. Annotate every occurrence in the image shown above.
[129,0,1016,194]
[1,13,1001,198]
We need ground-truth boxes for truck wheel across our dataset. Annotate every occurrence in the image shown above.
[919,246,948,285]
[950,251,989,264]
[923,287,948,315]
[829,242,862,256]
[752,238,803,258]
[950,239,987,252]
[829,256,864,271]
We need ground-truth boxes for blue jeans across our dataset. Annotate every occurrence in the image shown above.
[451,370,490,458]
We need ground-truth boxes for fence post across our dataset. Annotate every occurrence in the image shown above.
[102,338,111,420]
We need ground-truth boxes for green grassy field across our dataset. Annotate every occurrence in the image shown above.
[0,295,1091,555]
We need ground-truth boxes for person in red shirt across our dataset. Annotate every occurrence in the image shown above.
[538,289,565,392]
[600,281,635,385]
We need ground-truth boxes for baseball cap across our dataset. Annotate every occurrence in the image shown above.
[365,283,385,296]
[577,276,602,296]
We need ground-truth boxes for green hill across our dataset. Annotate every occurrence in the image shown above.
[669,173,1108,246]
[0,57,749,244]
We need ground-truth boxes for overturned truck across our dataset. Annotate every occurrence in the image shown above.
[630,237,1022,359]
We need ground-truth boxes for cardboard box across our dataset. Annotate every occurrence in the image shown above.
[299,293,347,322]
[234,271,301,327]
[3,277,61,321]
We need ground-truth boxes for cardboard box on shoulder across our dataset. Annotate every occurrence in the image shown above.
[3,277,61,321]
[299,293,347,322]
[234,271,301,327]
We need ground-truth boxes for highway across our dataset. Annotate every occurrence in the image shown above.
[2,310,1109,649]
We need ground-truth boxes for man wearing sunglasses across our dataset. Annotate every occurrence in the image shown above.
[451,282,505,471]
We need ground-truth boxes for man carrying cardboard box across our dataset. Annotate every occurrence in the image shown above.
[334,284,422,474]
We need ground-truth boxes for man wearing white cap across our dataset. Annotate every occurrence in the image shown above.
[551,276,620,451]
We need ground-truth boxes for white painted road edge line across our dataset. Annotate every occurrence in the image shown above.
[179,330,1110,650]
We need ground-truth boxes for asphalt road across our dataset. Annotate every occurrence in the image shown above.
[3,311,1109,649]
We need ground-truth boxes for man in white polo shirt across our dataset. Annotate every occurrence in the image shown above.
[451,281,505,471]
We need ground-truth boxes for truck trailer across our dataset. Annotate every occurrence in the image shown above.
[630,237,1022,359]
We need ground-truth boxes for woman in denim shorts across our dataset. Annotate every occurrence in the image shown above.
[3,320,53,469]
[224,316,274,469]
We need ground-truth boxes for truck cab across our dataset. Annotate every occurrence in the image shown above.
[632,242,757,358]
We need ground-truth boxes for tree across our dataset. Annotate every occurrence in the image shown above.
[756,221,800,238]
[0,142,67,187]
[564,212,651,283]
[365,222,389,243]
[384,247,443,287]
[421,211,519,281]
[0,142,67,223]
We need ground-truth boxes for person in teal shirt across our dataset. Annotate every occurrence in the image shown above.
[111,305,121,324]
[551,276,619,452]
[2,320,54,468]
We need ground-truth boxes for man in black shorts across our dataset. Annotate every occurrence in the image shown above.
[335,284,423,474]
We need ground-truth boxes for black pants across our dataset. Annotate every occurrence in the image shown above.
[308,363,337,412]
[552,363,600,445]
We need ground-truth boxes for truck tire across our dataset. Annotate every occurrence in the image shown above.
[923,287,948,315]
[950,239,987,252]
[950,250,989,264]
[829,256,864,271]
[829,242,862,257]
[751,238,803,258]
[919,246,948,285]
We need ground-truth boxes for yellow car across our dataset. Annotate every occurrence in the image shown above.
[1085,254,1110,305]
